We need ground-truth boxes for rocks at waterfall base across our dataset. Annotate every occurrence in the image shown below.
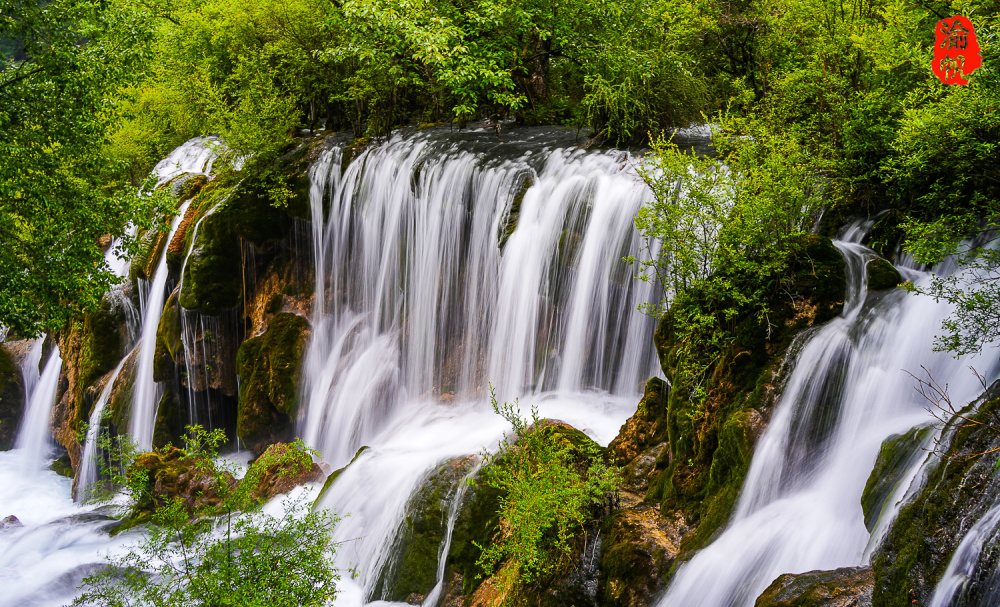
[127,441,322,521]
[864,258,901,292]
[756,567,874,607]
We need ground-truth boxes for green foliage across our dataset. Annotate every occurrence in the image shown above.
[475,386,620,599]
[633,121,823,402]
[0,0,180,337]
[77,425,339,607]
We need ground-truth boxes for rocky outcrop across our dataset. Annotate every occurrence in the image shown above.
[236,312,310,456]
[244,442,324,502]
[373,455,478,603]
[599,507,691,607]
[645,234,845,558]
[756,567,874,607]
[129,446,238,515]
[51,298,130,471]
[873,384,1000,607]
[0,343,26,450]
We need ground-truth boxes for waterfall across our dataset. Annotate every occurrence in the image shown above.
[299,130,662,601]
[655,231,1000,607]
[129,200,192,450]
[301,134,660,466]
[152,135,222,187]
[15,344,63,470]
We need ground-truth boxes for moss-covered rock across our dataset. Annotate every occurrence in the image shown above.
[498,173,533,250]
[152,385,184,450]
[129,446,237,515]
[609,377,670,467]
[445,466,504,599]
[153,289,182,383]
[645,234,845,558]
[860,425,932,533]
[236,312,309,456]
[49,453,74,478]
[872,385,1000,607]
[130,226,169,283]
[0,344,26,450]
[598,507,691,607]
[865,258,901,291]
[245,442,323,502]
[373,455,478,603]
[106,348,140,434]
[314,446,369,507]
[755,567,874,607]
[51,299,130,473]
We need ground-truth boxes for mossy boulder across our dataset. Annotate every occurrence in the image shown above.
[0,344,26,450]
[153,289,182,383]
[245,442,323,502]
[49,453,74,478]
[236,313,310,455]
[872,385,1000,607]
[865,258,901,291]
[444,465,504,599]
[373,455,478,603]
[598,507,691,607]
[106,348,140,433]
[860,425,933,533]
[755,566,873,607]
[129,446,237,515]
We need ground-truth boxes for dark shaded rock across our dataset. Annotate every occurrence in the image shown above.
[860,425,932,533]
[236,312,309,456]
[153,289,182,383]
[865,258,901,291]
[873,383,1000,607]
[755,566,873,607]
[599,507,691,607]
[244,442,323,502]
[0,344,26,450]
[373,455,477,603]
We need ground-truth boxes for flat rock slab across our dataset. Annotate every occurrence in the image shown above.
[755,566,873,607]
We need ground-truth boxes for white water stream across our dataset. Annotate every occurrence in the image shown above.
[656,231,1000,607]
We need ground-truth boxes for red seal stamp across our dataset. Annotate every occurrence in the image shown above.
[933,15,982,85]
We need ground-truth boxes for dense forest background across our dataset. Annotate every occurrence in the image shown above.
[1,0,998,342]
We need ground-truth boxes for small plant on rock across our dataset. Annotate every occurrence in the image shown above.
[475,386,620,602]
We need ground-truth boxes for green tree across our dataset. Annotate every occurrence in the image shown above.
[0,0,172,338]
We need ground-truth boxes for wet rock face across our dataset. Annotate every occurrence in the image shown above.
[755,566,874,607]
[236,312,310,456]
[0,344,26,450]
[873,386,1000,607]
[860,425,933,533]
[1,514,22,529]
[598,508,691,607]
[373,455,478,603]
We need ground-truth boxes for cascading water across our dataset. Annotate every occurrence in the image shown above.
[300,129,663,602]
[656,230,1000,607]
[15,345,63,471]
[129,200,192,450]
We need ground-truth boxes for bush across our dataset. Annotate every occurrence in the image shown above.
[74,426,339,607]
[475,387,620,599]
